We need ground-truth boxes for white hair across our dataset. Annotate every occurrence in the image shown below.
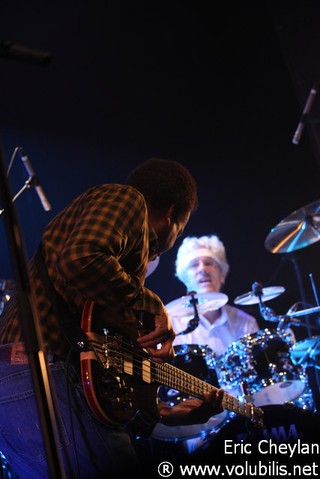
[175,234,230,286]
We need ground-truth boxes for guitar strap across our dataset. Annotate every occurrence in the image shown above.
[33,242,92,353]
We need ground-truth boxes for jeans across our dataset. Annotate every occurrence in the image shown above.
[0,355,139,479]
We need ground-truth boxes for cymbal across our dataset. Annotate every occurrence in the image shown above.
[290,336,320,368]
[234,286,285,305]
[165,292,228,319]
[265,199,320,254]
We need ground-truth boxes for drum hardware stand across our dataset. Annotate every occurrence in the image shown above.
[176,291,200,336]
[287,253,311,331]
[251,281,319,331]
[252,281,287,326]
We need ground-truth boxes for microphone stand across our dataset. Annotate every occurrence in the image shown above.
[0,144,66,478]
[0,176,34,216]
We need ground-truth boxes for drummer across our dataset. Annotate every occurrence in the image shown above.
[173,236,317,414]
[172,234,259,355]
[152,234,260,456]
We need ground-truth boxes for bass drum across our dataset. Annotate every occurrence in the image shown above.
[217,329,307,406]
[152,344,229,442]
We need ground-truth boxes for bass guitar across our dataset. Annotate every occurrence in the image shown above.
[80,300,264,437]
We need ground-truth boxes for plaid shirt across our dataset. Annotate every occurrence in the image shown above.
[0,184,165,356]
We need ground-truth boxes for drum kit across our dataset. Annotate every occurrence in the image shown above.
[152,200,320,449]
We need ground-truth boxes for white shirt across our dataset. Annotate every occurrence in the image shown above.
[171,303,260,356]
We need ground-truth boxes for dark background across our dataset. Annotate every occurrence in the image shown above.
[1,0,320,346]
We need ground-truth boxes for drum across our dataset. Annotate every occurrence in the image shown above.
[152,344,228,441]
[217,329,307,406]
[290,336,320,370]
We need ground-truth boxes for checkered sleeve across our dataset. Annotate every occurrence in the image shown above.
[43,184,164,316]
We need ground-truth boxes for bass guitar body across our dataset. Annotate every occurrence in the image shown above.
[80,300,264,438]
[80,300,160,437]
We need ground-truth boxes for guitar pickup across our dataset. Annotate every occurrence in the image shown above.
[102,331,134,376]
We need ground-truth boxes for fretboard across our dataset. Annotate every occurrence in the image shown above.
[154,360,262,426]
